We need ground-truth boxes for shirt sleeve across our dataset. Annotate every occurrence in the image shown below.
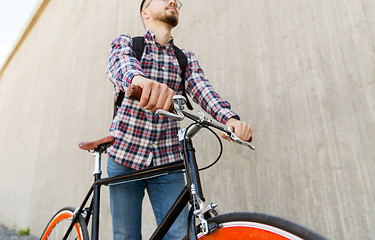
[183,50,240,124]
[106,34,147,92]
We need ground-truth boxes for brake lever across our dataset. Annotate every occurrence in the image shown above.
[225,126,255,150]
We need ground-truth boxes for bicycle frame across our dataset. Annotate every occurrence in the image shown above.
[63,125,206,240]
[47,93,328,240]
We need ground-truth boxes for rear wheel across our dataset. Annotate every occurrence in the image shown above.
[40,207,89,240]
[195,212,327,240]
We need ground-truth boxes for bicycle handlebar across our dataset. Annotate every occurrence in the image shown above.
[182,110,255,150]
[126,84,255,150]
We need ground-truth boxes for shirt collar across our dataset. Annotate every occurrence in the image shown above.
[144,29,174,49]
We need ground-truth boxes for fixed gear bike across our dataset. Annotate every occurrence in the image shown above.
[41,84,327,240]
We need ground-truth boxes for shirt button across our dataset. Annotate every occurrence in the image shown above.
[161,66,165,71]
[156,124,162,128]
[152,142,158,146]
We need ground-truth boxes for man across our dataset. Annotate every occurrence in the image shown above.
[106,0,253,239]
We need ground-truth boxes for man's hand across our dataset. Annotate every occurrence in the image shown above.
[222,118,253,142]
[132,75,175,112]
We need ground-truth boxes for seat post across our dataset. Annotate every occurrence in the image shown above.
[91,151,102,177]
[78,136,114,240]
[91,150,102,240]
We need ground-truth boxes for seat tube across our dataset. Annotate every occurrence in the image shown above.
[91,151,102,240]
[179,131,205,201]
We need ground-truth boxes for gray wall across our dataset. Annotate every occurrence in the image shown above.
[0,0,374,239]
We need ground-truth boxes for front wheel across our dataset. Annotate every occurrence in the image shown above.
[196,212,327,240]
[40,207,89,240]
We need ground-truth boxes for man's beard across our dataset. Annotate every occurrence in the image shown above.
[152,11,179,27]
[163,14,178,27]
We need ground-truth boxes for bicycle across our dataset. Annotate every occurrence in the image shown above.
[41,84,327,240]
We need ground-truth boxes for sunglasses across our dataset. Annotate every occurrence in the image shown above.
[140,0,182,12]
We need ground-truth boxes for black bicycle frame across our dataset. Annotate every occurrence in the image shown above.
[63,134,204,240]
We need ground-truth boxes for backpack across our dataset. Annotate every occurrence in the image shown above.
[114,36,193,118]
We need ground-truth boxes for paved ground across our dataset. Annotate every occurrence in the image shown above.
[0,224,38,240]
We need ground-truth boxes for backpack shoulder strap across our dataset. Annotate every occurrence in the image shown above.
[173,45,187,79]
[173,45,193,110]
[132,36,145,61]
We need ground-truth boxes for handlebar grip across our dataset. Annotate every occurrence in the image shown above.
[126,84,175,112]
[126,84,142,101]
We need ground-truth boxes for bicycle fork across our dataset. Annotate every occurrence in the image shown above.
[179,126,218,239]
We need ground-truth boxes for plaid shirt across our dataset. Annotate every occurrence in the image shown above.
[106,29,238,170]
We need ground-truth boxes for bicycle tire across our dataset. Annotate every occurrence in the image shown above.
[193,212,327,240]
[40,207,89,240]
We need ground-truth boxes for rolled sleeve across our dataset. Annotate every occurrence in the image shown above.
[106,34,146,92]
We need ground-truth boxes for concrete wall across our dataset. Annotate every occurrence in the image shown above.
[0,0,374,239]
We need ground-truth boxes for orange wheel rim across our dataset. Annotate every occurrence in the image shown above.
[199,222,302,240]
[41,211,83,240]
[200,227,289,240]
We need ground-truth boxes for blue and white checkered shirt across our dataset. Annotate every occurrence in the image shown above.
[106,29,238,170]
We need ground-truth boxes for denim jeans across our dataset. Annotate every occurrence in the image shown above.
[107,158,188,240]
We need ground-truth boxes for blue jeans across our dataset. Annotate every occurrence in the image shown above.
[107,158,188,240]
